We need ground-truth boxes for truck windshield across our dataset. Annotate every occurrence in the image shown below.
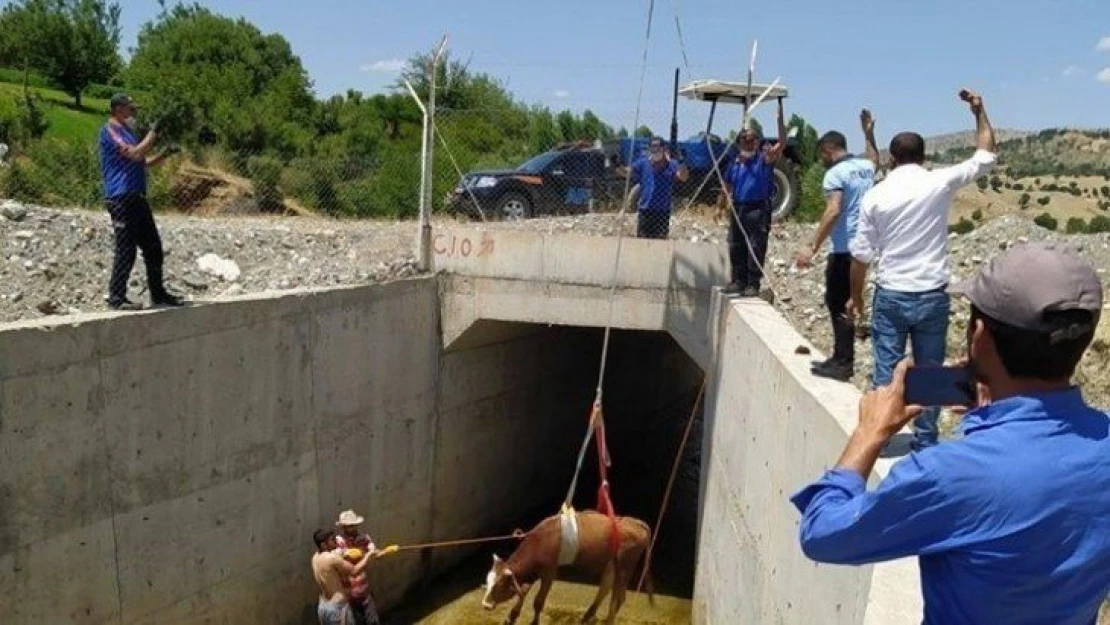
[516,151,559,174]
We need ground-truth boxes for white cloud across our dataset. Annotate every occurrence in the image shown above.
[553,89,571,99]
[360,59,405,73]
[1062,65,1085,77]
[1097,36,1110,52]
[1098,68,1110,84]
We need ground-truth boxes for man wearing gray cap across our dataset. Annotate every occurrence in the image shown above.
[99,93,183,310]
[790,241,1110,624]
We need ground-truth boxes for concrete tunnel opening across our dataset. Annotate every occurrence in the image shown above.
[391,319,705,620]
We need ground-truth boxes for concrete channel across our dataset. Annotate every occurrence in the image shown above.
[0,227,920,624]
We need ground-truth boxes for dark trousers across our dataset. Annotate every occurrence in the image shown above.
[351,594,380,625]
[106,193,167,303]
[728,200,772,288]
[637,210,670,239]
[825,253,855,365]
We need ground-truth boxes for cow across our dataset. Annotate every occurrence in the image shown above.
[481,509,654,625]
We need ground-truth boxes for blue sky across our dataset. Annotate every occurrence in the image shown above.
[107,0,1108,146]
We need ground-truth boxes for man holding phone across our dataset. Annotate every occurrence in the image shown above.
[790,242,1109,624]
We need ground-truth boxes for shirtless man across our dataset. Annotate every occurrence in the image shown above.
[312,529,373,625]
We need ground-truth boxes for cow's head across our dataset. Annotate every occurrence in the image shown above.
[481,554,525,609]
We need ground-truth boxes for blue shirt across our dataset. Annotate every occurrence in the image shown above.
[724,152,774,203]
[822,155,875,253]
[631,157,680,212]
[99,122,146,198]
[791,388,1110,625]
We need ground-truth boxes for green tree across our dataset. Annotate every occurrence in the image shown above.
[633,125,654,139]
[126,4,315,154]
[787,113,819,168]
[0,0,122,107]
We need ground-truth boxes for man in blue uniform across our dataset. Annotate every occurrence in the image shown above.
[98,93,183,310]
[720,97,787,297]
[628,136,689,239]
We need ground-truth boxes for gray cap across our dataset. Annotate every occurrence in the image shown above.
[109,93,136,110]
[952,241,1103,337]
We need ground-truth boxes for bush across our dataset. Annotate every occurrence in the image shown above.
[246,155,285,212]
[0,93,50,145]
[1088,215,1110,233]
[795,164,827,223]
[0,67,55,89]
[1037,196,1051,206]
[1034,213,1058,231]
[1018,193,1031,209]
[1013,183,1024,191]
[1,138,101,206]
[971,209,983,221]
[1065,217,1088,234]
[949,217,975,235]
[976,177,989,191]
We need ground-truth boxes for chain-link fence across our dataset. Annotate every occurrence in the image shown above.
[0,105,804,245]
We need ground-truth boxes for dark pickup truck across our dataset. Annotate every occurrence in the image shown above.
[447,135,803,222]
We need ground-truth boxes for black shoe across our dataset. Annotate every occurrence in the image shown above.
[811,359,854,382]
[107,298,142,311]
[151,292,185,307]
[722,282,746,295]
[740,286,760,298]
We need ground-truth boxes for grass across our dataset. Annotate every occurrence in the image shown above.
[0,80,107,143]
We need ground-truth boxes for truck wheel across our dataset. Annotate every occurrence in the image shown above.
[495,193,532,221]
[771,160,800,223]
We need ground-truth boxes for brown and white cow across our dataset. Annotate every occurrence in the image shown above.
[481,509,654,625]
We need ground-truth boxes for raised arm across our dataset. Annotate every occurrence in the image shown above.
[764,97,788,163]
[860,109,880,170]
[936,89,998,191]
[106,123,158,163]
[963,88,996,154]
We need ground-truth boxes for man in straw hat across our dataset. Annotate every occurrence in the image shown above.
[335,510,385,625]
[792,241,1109,623]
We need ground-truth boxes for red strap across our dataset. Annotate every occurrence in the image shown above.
[591,405,620,556]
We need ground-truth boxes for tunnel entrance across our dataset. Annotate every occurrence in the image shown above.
[388,322,704,623]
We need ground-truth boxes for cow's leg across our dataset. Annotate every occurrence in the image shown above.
[506,585,530,625]
[529,573,555,625]
[603,569,629,625]
[581,562,615,624]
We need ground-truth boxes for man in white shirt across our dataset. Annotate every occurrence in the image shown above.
[848,88,997,451]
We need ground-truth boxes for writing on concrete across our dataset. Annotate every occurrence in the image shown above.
[433,233,495,259]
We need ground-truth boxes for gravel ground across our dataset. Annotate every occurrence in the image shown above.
[3,200,1109,407]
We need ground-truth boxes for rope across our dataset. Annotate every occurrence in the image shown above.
[385,530,526,553]
[433,121,490,221]
[636,377,705,593]
[562,0,656,510]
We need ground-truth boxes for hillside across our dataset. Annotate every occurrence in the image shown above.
[933,128,1110,178]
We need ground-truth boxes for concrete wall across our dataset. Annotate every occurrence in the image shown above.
[0,278,623,625]
[693,296,922,625]
[0,280,442,625]
[433,227,728,369]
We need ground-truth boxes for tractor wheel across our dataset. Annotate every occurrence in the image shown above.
[771,160,801,223]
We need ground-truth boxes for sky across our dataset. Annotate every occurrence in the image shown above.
[103,0,1110,147]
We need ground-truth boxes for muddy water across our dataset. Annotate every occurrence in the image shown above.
[386,552,691,625]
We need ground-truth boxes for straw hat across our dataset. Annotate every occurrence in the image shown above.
[336,509,365,527]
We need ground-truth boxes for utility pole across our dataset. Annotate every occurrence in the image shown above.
[416,33,448,272]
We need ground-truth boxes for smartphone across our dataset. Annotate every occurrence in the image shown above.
[904,366,975,407]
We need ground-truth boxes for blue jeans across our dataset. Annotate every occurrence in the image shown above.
[870,286,950,448]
